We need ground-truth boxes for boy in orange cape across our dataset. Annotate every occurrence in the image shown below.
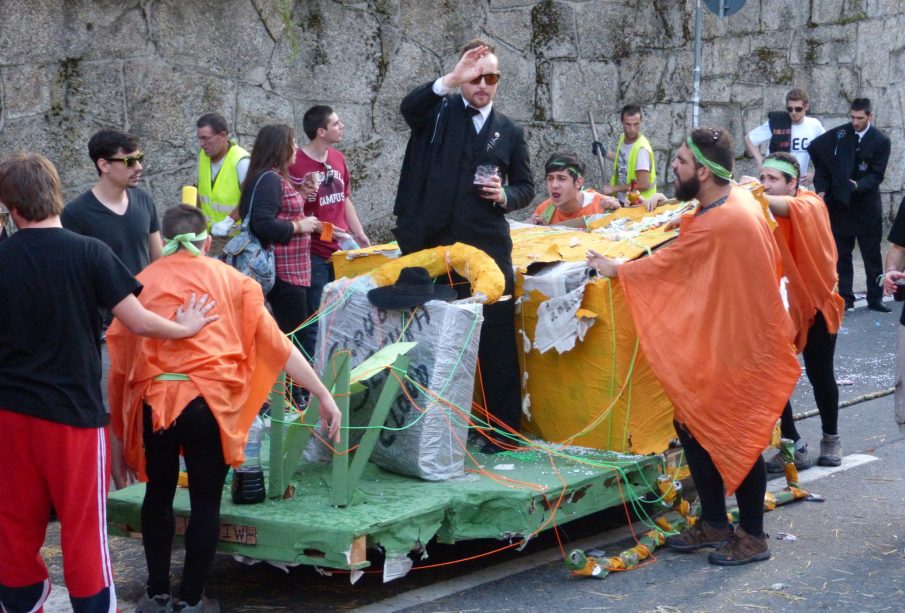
[526,152,620,225]
[743,152,845,471]
[107,205,341,613]
[588,128,800,566]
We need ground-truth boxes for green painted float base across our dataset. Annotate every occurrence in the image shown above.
[107,445,663,573]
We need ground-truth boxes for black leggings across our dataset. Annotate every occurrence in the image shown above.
[780,311,839,440]
[267,276,309,341]
[142,398,229,605]
[675,421,767,537]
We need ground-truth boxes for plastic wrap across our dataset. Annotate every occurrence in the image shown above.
[304,276,483,480]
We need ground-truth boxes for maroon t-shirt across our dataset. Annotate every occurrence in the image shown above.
[288,148,352,259]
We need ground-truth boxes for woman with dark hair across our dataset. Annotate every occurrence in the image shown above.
[238,124,320,344]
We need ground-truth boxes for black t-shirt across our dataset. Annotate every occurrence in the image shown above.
[888,201,905,325]
[61,188,160,275]
[0,228,141,427]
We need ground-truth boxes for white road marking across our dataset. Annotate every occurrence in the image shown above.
[767,453,878,492]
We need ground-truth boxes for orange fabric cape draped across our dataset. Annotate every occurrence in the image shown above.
[618,187,801,494]
[107,252,293,481]
[774,190,845,351]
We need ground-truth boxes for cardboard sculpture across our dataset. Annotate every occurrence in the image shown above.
[304,275,483,480]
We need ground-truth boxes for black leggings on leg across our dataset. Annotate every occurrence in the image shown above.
[779,311,839,440]
[142,398,229,605]
[675,421,767,536]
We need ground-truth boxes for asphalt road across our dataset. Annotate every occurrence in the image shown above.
[41,295,904,612]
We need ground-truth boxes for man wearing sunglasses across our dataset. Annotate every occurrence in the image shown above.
[744,88,824,186]
[288,105,370,363]
[393,39,534,453]
[63,129,162,276]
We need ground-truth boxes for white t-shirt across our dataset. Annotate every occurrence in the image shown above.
[210,156,250,186]
[616,142,651,203]
[748,116,825,173]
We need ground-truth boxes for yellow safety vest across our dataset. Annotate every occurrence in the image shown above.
[198,144,250,227]
[610,134,657,200]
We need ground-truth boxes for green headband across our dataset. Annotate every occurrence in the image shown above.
[686,137,733,181]
[162,231,208,257]
[762,158,799,179]
[546,162,583,180]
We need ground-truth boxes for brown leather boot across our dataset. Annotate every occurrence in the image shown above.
[666,521,733,552]
[708,526,771,566]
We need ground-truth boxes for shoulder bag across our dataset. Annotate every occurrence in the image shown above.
[220,171,277,293]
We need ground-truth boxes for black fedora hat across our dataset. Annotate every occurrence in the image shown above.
[367,267,458,309]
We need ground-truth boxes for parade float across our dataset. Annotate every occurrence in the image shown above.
[107,189,811,583]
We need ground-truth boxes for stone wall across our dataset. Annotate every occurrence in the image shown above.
[0,0,902,239]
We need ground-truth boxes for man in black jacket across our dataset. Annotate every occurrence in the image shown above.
[808,98,891,312]
[393,39,535,452]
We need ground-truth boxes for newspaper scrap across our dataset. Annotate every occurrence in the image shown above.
[533,284,596,354]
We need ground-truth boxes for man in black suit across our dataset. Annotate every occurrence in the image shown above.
[808,98,891,312]
[393,39,535,452]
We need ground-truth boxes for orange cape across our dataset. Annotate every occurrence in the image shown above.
[618,188,801,494]
[534,189,610,224]
[107,252,292,480]
[774,191,845,350]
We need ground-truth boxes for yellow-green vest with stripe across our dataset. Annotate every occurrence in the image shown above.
[197,144,249,228]
[610,134,657,200]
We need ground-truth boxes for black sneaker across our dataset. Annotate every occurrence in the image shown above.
[136,592,173,613]
[867,300,892,313]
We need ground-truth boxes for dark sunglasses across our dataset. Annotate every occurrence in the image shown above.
[323,162,334,186]
[468,73,501,86]
[786,106,805,113]
[104,153,145,167]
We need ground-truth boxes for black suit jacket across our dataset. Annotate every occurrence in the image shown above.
[392,81,534,271]
[808,122,890,235]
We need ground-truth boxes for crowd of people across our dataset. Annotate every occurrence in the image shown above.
[0,34,902,613]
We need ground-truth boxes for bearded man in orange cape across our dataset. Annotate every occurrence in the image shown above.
[107,205,341,613]
[588,128,801,567]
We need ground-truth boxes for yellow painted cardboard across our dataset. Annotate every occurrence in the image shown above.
[511,212,683,455]
[516,277,675,454]
[331,245,401,279]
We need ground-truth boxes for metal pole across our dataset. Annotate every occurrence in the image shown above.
[692,0,703,128]
[588,111,608,185]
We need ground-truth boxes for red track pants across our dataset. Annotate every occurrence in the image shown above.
[0,409,116,613]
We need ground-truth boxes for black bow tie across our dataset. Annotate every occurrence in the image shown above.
[465,106,481,118]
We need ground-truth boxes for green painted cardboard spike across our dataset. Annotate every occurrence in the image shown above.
[344,355,410,502]
[268,358,340,499]
[330,352,352,506]
[267,372,287,495]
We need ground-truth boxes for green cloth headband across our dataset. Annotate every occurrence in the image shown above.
[546,162,583,179]
[162,231,208,256]
[762,158,799,178]
[686,137,732,181]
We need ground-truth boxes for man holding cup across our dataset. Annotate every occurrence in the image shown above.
[392,39,535,452]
